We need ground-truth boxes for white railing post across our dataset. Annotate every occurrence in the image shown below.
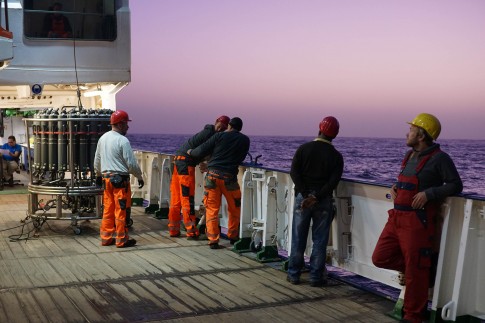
[441,199,473,321]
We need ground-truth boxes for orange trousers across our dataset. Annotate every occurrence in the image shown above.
[204,173,241,244]
[168,163,199,237]
[100,177,132,247]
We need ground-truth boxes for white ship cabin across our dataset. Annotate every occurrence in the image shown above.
[0,0,130,145]
[0,0,14,67]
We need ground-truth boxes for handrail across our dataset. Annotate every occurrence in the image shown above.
[3,0,8,31]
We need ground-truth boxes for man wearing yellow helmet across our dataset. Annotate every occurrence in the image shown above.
[372,113,462,323]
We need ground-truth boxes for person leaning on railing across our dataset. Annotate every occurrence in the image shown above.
[187,117,250,250]
[167,115,230,240]
[372,113,463,323]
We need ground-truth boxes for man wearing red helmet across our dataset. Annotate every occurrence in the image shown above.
[287,116,344,287]
[94,110,144,248]
[168,115,230,239]
[188,117,250,249]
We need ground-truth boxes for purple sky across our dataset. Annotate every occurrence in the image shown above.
[119,0,485,139]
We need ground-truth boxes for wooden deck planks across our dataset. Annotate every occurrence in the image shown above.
[139,279,193,315]
[17,257,56,287]
[161,278,209,313]
[0,258,33,288]
[166,277,223,312]
[182,275,240,310]
[136,249,178,274]
[46,287,87,322]
[30,288,67,323]
[0,191,396,322]
[50,254,94,283]
[121,281,178,320]
[61,286,107,322]
[0,291,30,323]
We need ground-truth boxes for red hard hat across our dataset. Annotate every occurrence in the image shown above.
[110,110,131,125]
[319,116,339,138]
[216,115,230,127]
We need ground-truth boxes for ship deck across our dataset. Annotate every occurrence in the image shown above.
[0,171,396,322]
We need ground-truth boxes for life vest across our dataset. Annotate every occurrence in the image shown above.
[393,147,441,227]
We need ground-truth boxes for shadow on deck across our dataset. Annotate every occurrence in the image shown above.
[0,189,396,322]
[0,167,29,194]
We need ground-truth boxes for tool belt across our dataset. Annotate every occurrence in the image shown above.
[102,172,130,179]
[102,172,130,189]
[207,169,235,180]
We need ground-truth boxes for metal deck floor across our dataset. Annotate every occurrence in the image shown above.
[0,184,396,322]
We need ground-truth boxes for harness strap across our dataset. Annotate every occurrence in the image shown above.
[400,147,441,175]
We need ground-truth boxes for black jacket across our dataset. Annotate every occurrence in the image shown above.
[401,143,463,201]
[190,130,250,176]
[176,124,216,166]
[290,139,344,200]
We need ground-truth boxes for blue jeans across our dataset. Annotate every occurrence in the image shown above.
[288,193,334,283]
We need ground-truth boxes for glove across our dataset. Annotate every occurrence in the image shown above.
[301,195,318,210]
[199,162,208,173]
[95,176,103,187]
[138,178,145,189]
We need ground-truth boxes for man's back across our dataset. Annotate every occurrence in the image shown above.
[94,131,140,176]
[176,124,215,164]
[191,130,250,175]
[291,140,343,199]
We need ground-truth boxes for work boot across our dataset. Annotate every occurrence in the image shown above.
[101,239,115,246]
[8,178,14,187]
[310,279,328,287]
[229,238,239,245]
[198,224,206,234]
[209,243,221,249]
[170,232,181,238]
[398,272,406,286]
[187,235,199,241]
[286,276,300,285]
[118,239,136,248]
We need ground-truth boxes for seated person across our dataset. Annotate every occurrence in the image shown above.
[43,2,72,38]
[1,135,22,186]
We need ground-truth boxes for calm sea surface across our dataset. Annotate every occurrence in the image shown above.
[128,134,485,197]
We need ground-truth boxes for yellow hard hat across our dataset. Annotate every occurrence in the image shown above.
[407,113,441,140]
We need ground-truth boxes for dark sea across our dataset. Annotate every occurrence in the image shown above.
[128,134,485,197]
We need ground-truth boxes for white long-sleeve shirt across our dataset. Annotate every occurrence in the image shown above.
[94,130,142,180]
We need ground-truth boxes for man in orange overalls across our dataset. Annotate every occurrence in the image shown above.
[188,117,250,249]
[372,113,462,323]
[94,110,144,248]
[168,116,230,239]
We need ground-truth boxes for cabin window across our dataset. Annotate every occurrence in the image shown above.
[23,0,120,41]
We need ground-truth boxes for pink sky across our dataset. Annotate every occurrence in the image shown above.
[119,0,485,139]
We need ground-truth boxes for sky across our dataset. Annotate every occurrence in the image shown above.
[118,0,485,139]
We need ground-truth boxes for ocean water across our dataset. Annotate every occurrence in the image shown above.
[128,134,485,197]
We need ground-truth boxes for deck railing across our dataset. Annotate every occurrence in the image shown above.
[132,150,485,323]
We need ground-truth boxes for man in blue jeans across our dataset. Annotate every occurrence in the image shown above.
[287,116,344,287]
